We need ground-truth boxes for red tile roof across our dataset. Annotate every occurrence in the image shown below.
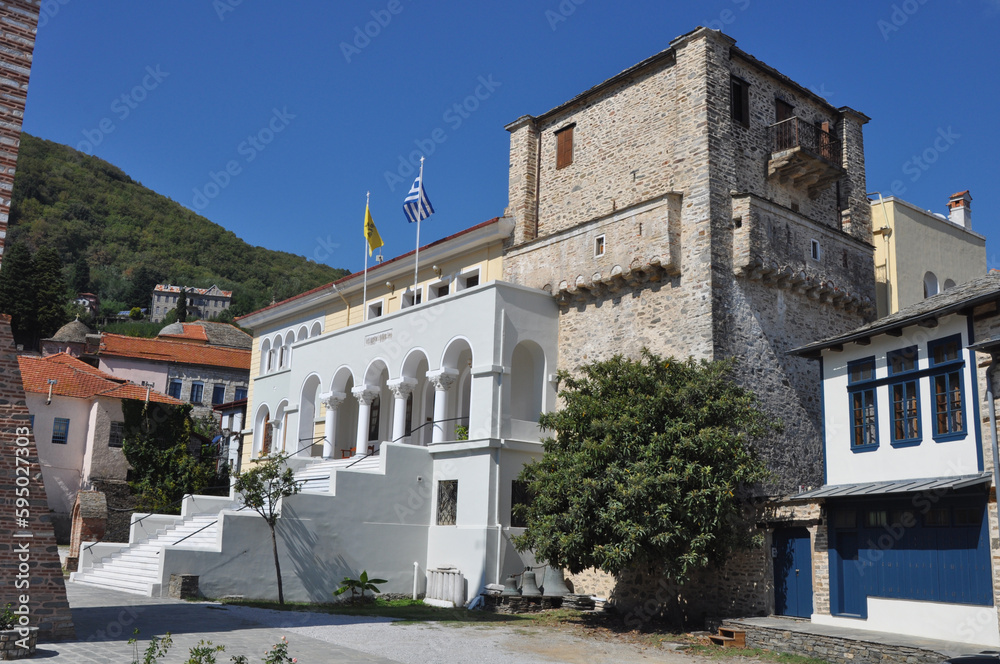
[18,353,183,404]
[237,217,501,322]
[98,334,250,371]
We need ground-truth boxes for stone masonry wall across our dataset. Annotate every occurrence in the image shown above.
[166,364,249,421]
[0,1,75,642]
[0,314,75,640]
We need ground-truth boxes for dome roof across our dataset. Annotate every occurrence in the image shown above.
[48,318,93,344]
[158,322,185,336]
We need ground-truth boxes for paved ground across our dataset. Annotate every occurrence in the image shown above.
[46,582,689,663]
[40,583,399,663]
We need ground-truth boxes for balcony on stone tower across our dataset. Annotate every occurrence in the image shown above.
[767,117,844,198]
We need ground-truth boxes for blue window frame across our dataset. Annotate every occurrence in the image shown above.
[929,335,965,441]
[887,346,921,446]
[190,382,204,404]
[212,384,226,405]
[168,380,182,399]
[52,417,69,445]
[848,357,878,451]
[235,387,247,401]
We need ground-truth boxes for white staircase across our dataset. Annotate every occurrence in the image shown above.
[71,454,388,596]
[293,455,382,493]
[71,513,225,595]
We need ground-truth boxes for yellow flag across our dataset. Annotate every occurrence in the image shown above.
[364,203,383,256]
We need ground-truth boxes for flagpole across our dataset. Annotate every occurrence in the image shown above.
[413,157,424,298]
[363,191,370,322]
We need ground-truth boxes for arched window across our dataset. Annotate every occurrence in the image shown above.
[923,272,939,299]
[943,279,956,291]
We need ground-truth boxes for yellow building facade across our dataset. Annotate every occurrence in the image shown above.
[871,191,986,317]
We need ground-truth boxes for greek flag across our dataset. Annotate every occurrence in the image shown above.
[403,174,435,223]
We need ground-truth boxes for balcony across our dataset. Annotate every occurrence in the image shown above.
[767,117,844,197]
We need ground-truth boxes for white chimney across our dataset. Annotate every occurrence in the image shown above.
[948,190,972,228]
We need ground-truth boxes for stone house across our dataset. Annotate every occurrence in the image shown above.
[150,284,233,323]
[16,352,182,541]
[72,26,879,620]
[83,326,250,420]
[791,273,1000,647]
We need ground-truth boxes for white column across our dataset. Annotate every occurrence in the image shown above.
[269,420,281,455]
[387,378,418,444]
[319,391,346,458]
[426,368,459,444]
[352,385,379,456]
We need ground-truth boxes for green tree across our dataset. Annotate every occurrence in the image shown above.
[125,264,163,309]
[232,454,301,605]
[72,254,91,293]
[34,245,69,341]
[513,351,775,584]
[0,242,36,348]
[121,400,223,513]
[175,287,188,323]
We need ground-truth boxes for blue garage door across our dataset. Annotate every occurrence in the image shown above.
[829,495,991,619]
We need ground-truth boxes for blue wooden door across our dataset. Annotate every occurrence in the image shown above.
[774,528,813,618]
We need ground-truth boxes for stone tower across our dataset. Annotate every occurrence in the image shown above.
[503,27,875,494]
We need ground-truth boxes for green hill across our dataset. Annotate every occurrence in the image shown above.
[9,133,348,318]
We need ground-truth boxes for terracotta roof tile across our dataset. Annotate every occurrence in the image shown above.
[159,324,209,343]
[98,334,250,371]
[17,353,183,404]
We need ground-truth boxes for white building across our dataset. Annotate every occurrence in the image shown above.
[72,217,561,603]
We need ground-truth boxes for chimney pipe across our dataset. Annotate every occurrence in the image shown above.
[948,190,972,228]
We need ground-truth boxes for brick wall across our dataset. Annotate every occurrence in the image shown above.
[0,0,75,642]
[0,314,75,640]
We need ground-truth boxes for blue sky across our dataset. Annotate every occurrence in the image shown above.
[22,0,1000,273]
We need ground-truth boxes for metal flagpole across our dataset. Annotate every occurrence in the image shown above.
[363,191,370,322]
[413,157,424,297]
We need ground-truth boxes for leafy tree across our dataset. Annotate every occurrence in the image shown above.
[232,453,301,605]
[175,288,187,323]
[34,245,69,340]
[0,242,36,348]
[125,264,163,309]
[122,400,223,513]
[513,351,775,584]
[72,254,91,293]
[128,307,143,320]
[333,570,387,604]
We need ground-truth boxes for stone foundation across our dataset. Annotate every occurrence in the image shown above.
[0,628,36,660]
[722,619,947,664]
[168,574,200,600]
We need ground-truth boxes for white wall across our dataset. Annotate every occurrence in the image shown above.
[98,356,168,394]
[814,598,1000,647]
[822,315,982,485]
[26,394,93,514]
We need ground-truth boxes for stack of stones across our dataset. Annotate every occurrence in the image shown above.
[560,594,596,611]
[0,627,37,660]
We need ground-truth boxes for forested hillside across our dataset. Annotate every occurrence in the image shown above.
[9,133,348,318]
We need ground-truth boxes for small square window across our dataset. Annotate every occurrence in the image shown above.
[401,288,423,309]
[810,239,822,261]
[924,508,950,527]
[930,335,961,365]
[109,421,125,448]
[368,301,383,319]
[594,235,605,257]
[865,510,888,528]
[848,358,875,384]
[235,387,247,401]
[52,417,69,445]
[437,480,458,526]
[457,270,480,291]
[555,124,574,169]
[888,346,918,375]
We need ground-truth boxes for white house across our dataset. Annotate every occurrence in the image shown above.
[792,273,1000,647]
[17,353,184,541]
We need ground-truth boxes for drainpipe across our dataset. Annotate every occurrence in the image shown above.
[495,309,507,584]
